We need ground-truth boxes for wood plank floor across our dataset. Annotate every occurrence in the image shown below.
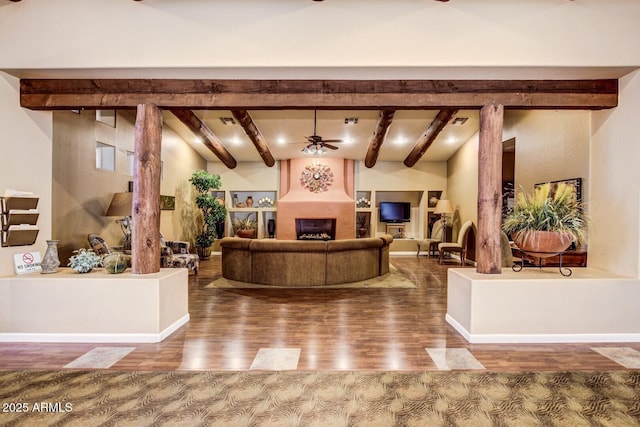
[0,255,638,372]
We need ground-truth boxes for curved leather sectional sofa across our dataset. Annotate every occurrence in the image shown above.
[220,235,394,286]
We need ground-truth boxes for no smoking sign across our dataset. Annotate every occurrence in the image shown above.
[13,251,42,274]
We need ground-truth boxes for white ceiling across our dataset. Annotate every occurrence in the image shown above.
[162,109,480,164]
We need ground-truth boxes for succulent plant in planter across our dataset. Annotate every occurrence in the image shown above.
[233,214,257,238]
[502,182,587,257]
[68,248,102,273]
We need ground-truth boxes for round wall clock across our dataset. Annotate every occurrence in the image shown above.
[300,162,334,193]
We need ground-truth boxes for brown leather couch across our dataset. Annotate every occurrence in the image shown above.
[220,235,393,286]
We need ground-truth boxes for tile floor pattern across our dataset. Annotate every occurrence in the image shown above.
[63,346,640,371]
[249,348,301,370]
[426,348,486,371]
[64,347,135,369]
[591,347,640,369]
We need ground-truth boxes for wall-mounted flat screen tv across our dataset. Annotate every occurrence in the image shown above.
[379,201,411,223]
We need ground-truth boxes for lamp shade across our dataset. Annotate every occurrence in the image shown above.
[105,192,133,217]
[434,199,454,215]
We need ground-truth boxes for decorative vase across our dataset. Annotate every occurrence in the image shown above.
[102,252,128,274]
[513,230,573,258]
[267,219,276,238]
[246,196,254,207]
[215,220,226,239]
[41,240,60,274]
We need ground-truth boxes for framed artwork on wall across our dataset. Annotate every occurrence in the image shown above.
[160,195,175,210]
[535,178,582,203]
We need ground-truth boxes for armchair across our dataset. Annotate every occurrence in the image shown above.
[438,220,474,265]
[161,238,200,274]
[417,219,444,257]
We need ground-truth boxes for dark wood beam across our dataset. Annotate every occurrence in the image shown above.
[132,103,162,274]
[231,109,276,167]
[364,110,395,168]
[476,104,504,274]
[403,109,458,167]
[169,109,237,169]
[20,79,618,110]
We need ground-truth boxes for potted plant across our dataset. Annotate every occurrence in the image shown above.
[190,170,227,259]
[67,248,102,273]
[233,213,257,239]
[502,182,587,257]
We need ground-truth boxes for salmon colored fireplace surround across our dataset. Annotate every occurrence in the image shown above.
[276,158,356,240]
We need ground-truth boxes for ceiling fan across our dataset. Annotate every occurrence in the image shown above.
[300,110,343,154]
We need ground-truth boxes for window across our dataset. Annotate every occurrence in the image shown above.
[127,151,135,176]
[96,142,115,171]
[96,110,116,127]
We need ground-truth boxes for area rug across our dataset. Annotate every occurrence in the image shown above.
[1,370,639,426]
[206,265,416,289]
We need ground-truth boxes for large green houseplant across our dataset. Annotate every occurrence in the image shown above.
[190,170,227,259]
[502,182,587,256]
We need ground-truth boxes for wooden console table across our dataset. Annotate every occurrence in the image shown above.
[511,247,587,277]
[512,247,587,267]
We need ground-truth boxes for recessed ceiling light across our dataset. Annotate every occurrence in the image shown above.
[277,137,286,145]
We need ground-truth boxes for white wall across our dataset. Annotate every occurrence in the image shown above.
[590,70,640,277]
[0,73,52,276]
[213,162,280,194]
[447,132,479,238]
[504,111,590,195]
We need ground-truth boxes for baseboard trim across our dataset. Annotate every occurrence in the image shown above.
[446,314,640,344]
[0,314,190,344]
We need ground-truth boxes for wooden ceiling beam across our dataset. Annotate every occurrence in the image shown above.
[20,79,618,110]
[231,109,276,167]
[364,110,395,168]
[404,109,458,168]
[169,109,237,169]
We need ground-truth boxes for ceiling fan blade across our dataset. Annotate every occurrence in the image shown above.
[321,139,343,143]
[323,143,339,150]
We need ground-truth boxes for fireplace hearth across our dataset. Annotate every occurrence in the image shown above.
[295,218,337,240]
